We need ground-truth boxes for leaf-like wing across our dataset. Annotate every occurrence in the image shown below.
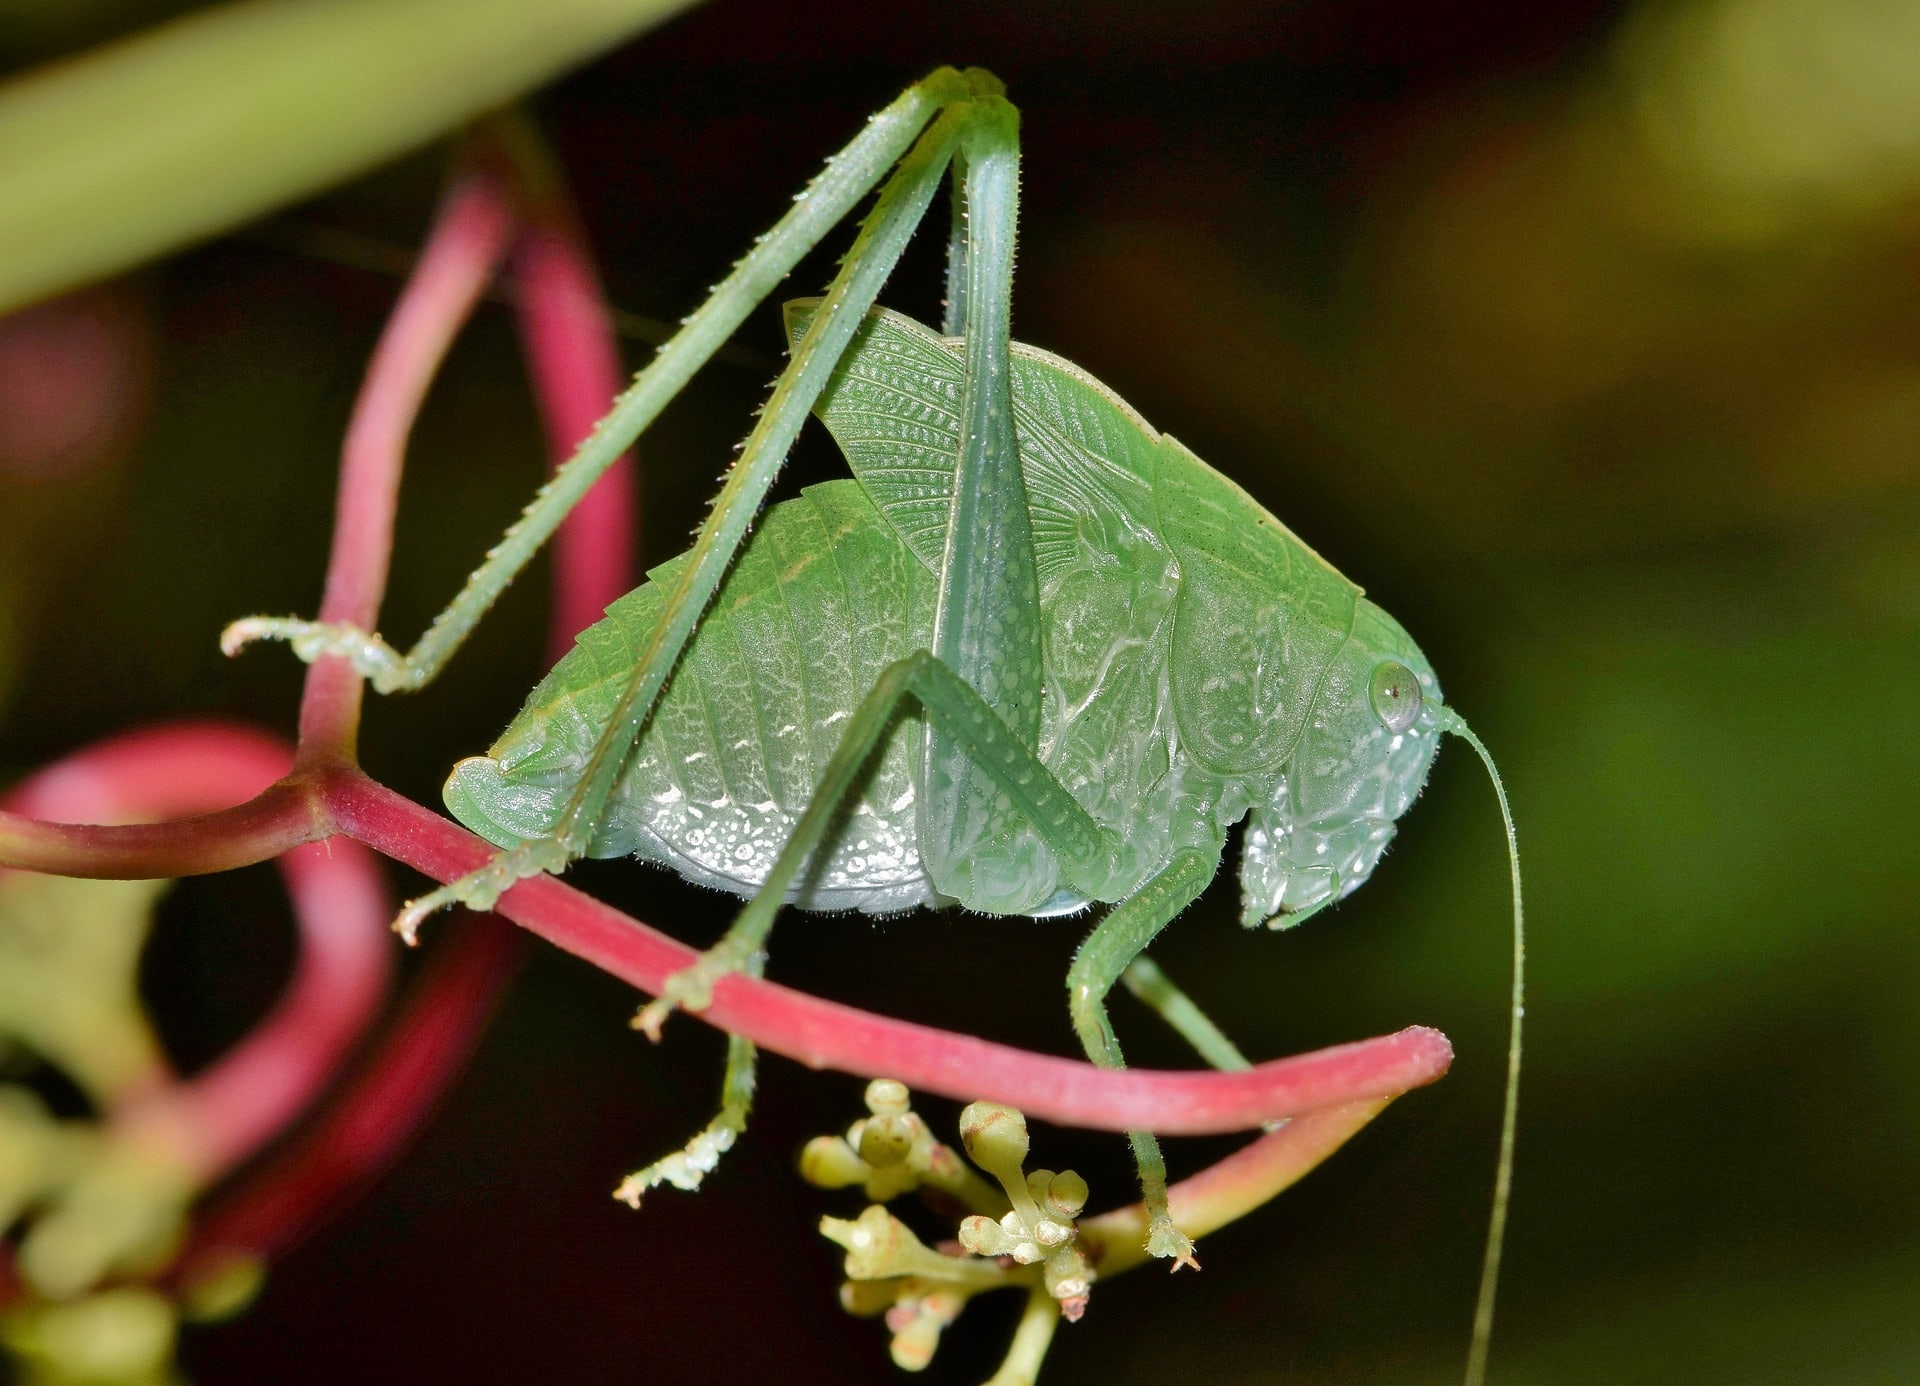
[785,301,1164,587]
[786,302,1184,852]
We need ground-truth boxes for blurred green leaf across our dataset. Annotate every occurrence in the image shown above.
[0,872,169,1104]
[1,1287,181,1386]
[0,0,700,312]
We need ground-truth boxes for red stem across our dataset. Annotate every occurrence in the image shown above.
[322,765,1452,1136]
[297,168,517,758]
[0,784,319,878]
[1,724,391,1182]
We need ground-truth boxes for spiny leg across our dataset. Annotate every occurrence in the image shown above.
[345,76,1020,936]
[1066,847,1223,1268]
[225,69,975,692]
[634,648,1121,1036]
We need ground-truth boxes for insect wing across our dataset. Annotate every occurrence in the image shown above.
[1155,438,1359,776]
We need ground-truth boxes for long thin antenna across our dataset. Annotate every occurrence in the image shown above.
[1440,708,1524,1386]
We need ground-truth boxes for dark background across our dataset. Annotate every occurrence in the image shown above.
[3,0,1917,1381]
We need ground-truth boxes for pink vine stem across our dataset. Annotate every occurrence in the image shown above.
[320,767,1452,1134]
[0,723,390,1184]
[296,164,515,757]
[0,113,1452,1298]
[179,131,641,1268]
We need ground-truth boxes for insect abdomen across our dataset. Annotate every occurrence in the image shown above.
[445,480,940,913]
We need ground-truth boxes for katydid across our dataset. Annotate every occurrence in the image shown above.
[225,67,1525,1382]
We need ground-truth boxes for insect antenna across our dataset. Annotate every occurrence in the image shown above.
[1439,709,1525,1386]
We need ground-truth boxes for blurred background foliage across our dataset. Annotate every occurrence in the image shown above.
[0,0,1915,1382]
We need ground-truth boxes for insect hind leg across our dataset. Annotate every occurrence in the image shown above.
[1120,956,1252,1075]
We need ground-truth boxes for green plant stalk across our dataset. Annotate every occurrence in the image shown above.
[0,0,701,313]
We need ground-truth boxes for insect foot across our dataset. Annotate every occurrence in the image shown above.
[805,1085,1097,1384]
[611,1115,739,1210]
[631,936,760,1040]
[1145,1216,1199,1271]
[219,617,414,693]
[392,836,573,945]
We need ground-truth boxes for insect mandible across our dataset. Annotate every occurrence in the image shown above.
[225,67,1525,1382]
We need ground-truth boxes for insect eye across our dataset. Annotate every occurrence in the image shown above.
[1368,661,1422,734]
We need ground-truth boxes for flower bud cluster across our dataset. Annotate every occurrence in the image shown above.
[805,1082,1099,1381]
[799,1078,953,1205]
[955,1103,1094,1321]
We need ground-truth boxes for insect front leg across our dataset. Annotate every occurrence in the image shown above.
[224,72,974,694]
[1065,849,1224,1269]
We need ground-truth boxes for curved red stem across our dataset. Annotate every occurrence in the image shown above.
[320,765,1452,1136]
[297,168,517,758]
[1,724,392,1183]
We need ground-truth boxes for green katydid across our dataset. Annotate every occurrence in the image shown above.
[224,67,1525,1381]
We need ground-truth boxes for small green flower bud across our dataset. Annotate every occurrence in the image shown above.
[865,1079,911,1116]
[823,1206,1001,1286]
[887,1306,937,1369]
[1030,1217,1073,1250]
[856,1114,916,1169]
[958,1102,1028,1177]
[799,1135,870,1190]
[1044,1170,1088,1220]
[1044,1243,1095,1322]
[886,1289,964,1372]
[178,1250,265,1323]
[999,1210,1045,1265]
[821,1206,931,1280]
[959,1214,1022,1258]
[1,1287,176,1381]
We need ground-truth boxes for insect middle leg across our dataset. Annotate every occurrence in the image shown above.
[1065,852,1225,1268]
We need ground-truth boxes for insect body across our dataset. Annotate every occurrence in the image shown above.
[446,305,1444,936]
[225,68,1521,1380]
